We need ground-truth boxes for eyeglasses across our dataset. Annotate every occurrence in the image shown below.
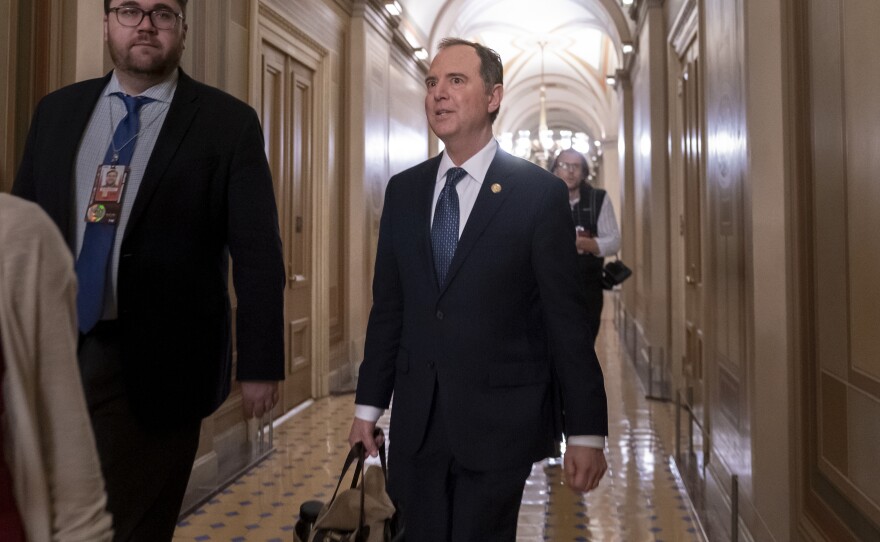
[555,162,583,173]
[109,6,184,30]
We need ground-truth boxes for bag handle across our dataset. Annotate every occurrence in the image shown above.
[375,427,389,482]
[323,428,389,542]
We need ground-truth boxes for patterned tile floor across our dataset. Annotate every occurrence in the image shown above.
[173,294,706,541]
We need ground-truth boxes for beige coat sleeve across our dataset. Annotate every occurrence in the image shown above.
[0,194,113,541]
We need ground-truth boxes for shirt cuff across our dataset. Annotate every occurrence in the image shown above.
[567,435,606,449]
[354,404,384,423]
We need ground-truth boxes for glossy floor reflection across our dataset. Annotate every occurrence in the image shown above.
[173,292,705,541]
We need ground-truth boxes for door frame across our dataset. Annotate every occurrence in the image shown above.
[668,0,709,459]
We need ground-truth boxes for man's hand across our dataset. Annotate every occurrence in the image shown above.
[348,417,383,457]
[240,381,279,419]
[575,235,600,255]
[563,445,607,493]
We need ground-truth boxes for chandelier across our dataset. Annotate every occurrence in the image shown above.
[499,42,593,168]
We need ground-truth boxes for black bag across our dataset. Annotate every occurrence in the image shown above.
[295,428,402,542]
[294,500,325,542]
[601,257,632,290]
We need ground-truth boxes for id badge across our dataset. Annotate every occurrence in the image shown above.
[85,164,129,224]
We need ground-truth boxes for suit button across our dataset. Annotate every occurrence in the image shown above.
[436,310,444,320]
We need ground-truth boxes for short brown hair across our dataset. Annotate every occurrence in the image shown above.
[104,0,188,14]
[437,37,503,123]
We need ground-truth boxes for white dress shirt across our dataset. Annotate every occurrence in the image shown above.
[570,192,621,257]
[73,70,178,320]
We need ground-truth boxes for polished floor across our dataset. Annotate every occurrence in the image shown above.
[173,293,706,541]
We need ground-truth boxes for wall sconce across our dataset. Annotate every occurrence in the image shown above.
[384,1,402,16]
[605,75,616,86]
[622,43,634,54]
[622,0,634,5]
[414,48,428,60]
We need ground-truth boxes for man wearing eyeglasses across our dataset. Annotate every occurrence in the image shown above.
[13,1,285,540]
[550,149,621,344]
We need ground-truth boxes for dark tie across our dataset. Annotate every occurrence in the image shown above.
[75,93,153,333]
[431,167,467,287]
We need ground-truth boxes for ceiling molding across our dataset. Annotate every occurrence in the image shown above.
[258,2,329,61]
[668,0,698,58]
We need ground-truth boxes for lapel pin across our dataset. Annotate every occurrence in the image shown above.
[491,183,502,194]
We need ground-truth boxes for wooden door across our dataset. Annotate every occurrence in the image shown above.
[798,0,880,537]
[680,52,709,456]
[260,40,314,413]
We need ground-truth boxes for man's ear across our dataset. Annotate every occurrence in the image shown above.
[488,83,503,115]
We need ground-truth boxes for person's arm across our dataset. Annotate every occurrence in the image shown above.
[574,196,620,257]
[593,196,621,257]
[348,179,405,455]
[226,109,286,417]
[11,99,42,202]
[28,203,114,541]
[531,179,609,492]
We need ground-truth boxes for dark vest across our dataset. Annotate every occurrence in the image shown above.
[570,183,606,282]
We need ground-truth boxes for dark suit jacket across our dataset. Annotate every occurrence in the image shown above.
[355,147,608,472]
[13,69,285,426]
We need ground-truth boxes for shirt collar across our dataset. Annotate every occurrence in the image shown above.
[437,139,498,185]
[105,69,179,104]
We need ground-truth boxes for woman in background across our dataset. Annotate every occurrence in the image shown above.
[0,193,113,541]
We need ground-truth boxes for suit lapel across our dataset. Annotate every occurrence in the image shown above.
[123,68,199,240]
[440,148,515,294]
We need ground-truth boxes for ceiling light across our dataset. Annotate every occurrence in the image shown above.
[606,75,616,85]
[384,1,402,16]
[622,0,634,5]
[403,29,420,49]
[622,43,634,54]
[414,48,428,60]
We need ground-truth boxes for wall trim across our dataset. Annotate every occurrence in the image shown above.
[258,2,329,62]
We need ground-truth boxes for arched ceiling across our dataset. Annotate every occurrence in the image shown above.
[396,0,632,143]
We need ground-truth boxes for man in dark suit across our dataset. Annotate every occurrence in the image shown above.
[348,38,608,541]
[12,1,284,539]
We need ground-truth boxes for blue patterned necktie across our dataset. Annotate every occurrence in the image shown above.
[431,167,467,287]
[75,93,153,333]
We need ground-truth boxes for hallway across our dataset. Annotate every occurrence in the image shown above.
[8,0,880,538]
[173,293,706,541]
